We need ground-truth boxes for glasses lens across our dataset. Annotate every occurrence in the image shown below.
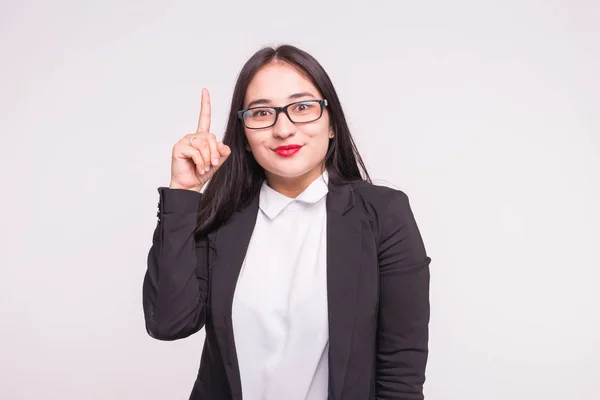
[242,107,276,129]
[287,101,322,123]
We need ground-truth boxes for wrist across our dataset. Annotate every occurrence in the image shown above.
[169,181,203,192]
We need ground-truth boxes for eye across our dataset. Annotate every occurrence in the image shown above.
[251,108,273,117]
[293,101,315,112]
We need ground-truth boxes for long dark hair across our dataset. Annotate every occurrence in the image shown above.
[196,44,370,234]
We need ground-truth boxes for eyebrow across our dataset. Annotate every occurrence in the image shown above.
[246,92,316,109]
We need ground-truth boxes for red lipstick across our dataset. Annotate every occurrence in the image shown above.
[274,144,302,157]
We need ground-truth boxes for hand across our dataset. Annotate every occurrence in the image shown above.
[169,88,231,192]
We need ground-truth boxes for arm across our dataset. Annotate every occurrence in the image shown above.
[376,190,431,400]
[142,187,209,341]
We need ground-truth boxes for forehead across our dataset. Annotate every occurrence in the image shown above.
[244,62,322,105]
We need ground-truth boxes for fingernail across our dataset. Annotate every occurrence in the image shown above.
[212,158,219,166]
[205,166,210,172]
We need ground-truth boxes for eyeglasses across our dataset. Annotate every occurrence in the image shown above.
[238,99,328,130]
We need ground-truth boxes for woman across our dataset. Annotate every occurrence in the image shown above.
[142,44,431,400]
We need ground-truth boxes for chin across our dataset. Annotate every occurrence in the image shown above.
[267,162,323,179]
[269,168,310,179]
[256,152,325,179]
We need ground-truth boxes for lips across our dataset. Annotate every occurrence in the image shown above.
[274,144,302,157]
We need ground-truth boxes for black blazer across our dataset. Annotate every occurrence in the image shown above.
[142,179,431,400]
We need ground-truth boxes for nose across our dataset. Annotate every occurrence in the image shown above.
[272,110,295,139]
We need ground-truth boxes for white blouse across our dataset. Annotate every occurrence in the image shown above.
[232,170,330,400]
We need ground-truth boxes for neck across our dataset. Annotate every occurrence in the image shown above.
[266,165,326,198]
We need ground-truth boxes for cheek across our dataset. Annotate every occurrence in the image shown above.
[302,130,331,161]
[302,120,330,140]
[304,127,331,147]
[245,130,268,148]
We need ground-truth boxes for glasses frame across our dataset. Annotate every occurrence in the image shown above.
[237,99,328,130]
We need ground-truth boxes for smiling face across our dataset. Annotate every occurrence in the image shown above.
[242,62,332,189]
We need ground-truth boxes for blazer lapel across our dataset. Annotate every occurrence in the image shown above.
[210,194,259,399]
[326,180,363,400]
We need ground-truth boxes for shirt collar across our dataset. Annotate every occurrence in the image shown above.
[259,169,329,220]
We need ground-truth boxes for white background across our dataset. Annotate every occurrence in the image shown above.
[1,0,599,399]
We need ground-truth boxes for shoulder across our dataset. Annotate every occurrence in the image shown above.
[347,180,429,264]
[349,179,411,212]
[348,179,418,239]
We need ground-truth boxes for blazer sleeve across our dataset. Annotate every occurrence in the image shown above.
[375,190,431,400]
[142,187,209,341]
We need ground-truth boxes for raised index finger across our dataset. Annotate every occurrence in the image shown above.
[196,88,211,133]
